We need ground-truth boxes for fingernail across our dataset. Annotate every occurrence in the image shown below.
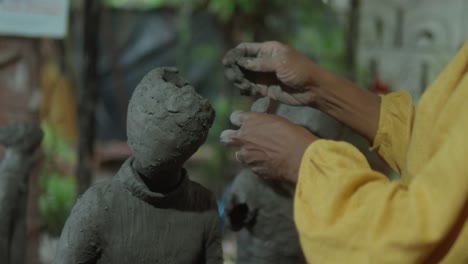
[220,130,234,144]
[238,80,251,90]
[224,68,237,80]
[237,58,250,67]
[230,110,245,126]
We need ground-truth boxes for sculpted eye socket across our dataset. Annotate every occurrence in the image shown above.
[161,69,188,88]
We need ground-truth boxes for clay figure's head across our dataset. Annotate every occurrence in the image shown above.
[0,122,43,153]
[127,67,215,175]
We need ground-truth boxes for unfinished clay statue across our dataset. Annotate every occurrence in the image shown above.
[55,67,222,264]
[227,168,303,264]
[224,98,343,264]
[0,122,43,264]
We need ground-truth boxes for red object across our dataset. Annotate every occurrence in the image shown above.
[370,78,391,94]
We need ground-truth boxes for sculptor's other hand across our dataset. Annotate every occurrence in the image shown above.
[223,41,328,106]
[220,111,317,183]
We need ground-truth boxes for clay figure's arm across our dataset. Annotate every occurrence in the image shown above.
[54,185,105,264]
[204,200,223,264]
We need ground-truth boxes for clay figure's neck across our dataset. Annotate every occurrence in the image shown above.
[141,169,183,194]
[132,161,183,194]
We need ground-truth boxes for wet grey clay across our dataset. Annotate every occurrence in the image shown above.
[55,67,222,264]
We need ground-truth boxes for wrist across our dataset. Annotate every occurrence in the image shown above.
[303,62,327,93]
[309,73,381,143]
[303,65,339,105]
[287,133,317,184]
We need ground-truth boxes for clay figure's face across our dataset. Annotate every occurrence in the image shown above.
[127,67,215,174]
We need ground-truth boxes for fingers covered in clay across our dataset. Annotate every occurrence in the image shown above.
[250,97,271,113]
[220,129,240,146]
[230,110,247,126]
[219,111,248,146]
[234,42,264,57]
[223,44,272,96]
[223,53,254,95]
[237,57,278,72]
[219,110,249,145]
[222,42,265,66]
[223,42,286,98]
[220,111,317,182]
[223,41,326,107]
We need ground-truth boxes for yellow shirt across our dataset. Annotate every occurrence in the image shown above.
[295,43,468,263]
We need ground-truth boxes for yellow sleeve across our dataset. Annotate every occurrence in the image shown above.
[294,124,468,263]
[371,91,414,175]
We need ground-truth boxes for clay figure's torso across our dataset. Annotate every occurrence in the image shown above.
[55,158,222,264]
[226,169,306,264]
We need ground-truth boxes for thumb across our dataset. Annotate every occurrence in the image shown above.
[237,57,277,72]
[250,97,271,113]
[220,129,240,146]
[230,110,248,127]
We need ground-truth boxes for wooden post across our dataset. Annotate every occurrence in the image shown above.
[77,0,100,195]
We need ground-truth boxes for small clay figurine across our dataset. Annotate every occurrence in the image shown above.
[55,67,222,264]
[226,168,304,264]
[224,98,343,264]
[0,122,43,264]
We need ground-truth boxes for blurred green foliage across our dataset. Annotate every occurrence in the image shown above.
[102,0,255,17]
[262,1,346,74]
[101,0,346,73]
[207,0,255,21]
[41,123,75,164]
[102,0,181,9]
[39,122,77,235]
[39,172,76,236]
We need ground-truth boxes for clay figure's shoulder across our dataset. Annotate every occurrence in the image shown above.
[185,180,218,211]
[73,180,114,216]
[82,180,113,199]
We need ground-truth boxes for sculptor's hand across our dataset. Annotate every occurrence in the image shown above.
[220,111,317,183]
[223,41,329,106]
